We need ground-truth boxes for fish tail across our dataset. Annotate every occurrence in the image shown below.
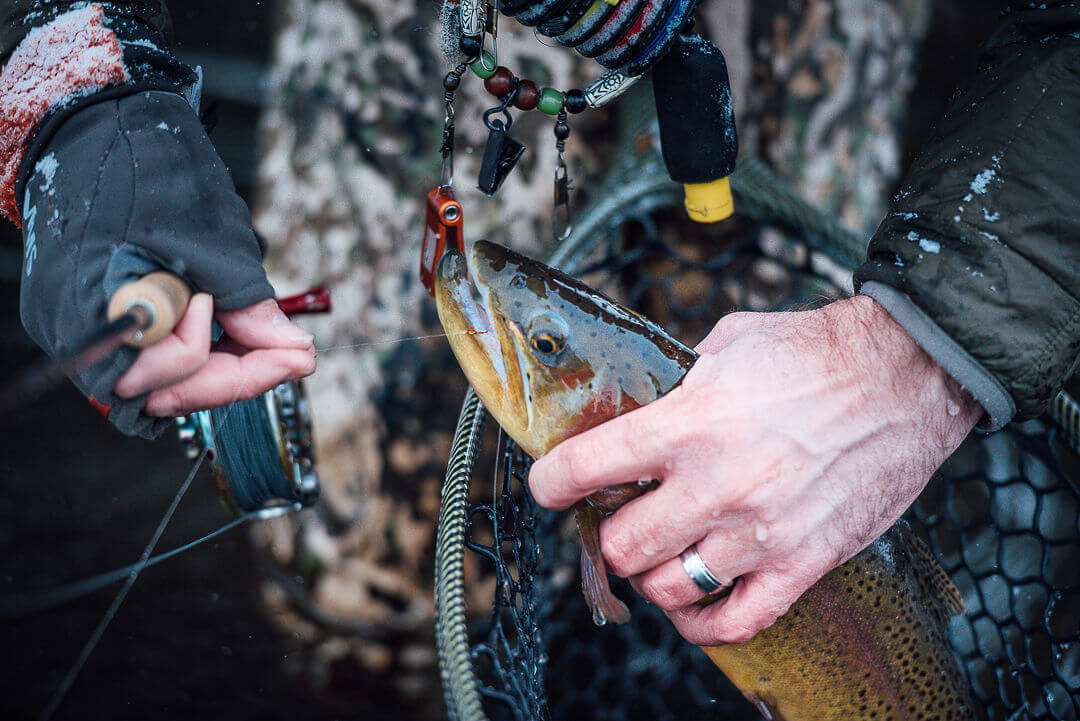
[575,502,631,626]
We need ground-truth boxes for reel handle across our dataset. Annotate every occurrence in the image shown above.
[278,286,333,317]
[107,271,192,348]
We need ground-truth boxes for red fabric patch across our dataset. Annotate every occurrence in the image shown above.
[88,395,113,418]
[0,4,129,226]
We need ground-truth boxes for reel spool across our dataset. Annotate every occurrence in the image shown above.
[176,380,320,517]
[174,287,329,518]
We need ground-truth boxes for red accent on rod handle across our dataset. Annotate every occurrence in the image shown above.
[278,286,332,317]
[88,395,112,418]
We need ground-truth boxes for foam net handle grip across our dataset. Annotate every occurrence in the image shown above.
[107,271,192,348]
[652,33,739,222]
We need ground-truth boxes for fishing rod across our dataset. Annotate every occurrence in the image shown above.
[0,271,192,415]
[13,280,332,721]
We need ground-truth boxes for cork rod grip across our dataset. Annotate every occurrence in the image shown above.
[107,271,193,348]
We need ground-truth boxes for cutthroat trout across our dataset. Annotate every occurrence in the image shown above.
[434,240,974,721]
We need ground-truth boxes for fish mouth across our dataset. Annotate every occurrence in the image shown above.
[434,246,530,437]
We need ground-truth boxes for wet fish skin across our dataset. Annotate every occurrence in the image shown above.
[435,242,691,620]
[434,241,974,721]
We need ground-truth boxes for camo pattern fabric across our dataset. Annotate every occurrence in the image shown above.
[745,0,933,236]
[250,0,929,711]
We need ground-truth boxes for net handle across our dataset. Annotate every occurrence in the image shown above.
[436,389,488,721]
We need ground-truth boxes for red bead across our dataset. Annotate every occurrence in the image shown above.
[484,67,515,97]
[514,80,540,111]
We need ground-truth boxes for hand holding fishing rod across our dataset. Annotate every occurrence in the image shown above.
[107,270,193,348]
[11,90,316,437]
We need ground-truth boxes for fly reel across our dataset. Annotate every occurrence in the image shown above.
[176,379,320,517]
[175,287,330,517]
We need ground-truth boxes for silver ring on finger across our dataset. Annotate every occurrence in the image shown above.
[680,543,727,594]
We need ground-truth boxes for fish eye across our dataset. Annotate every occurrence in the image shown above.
[526,312,570,359]
[529,330,564,355]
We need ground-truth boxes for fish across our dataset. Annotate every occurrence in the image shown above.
[434,240,975,721]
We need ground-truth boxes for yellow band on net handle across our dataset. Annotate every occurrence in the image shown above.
[683,176,735,224]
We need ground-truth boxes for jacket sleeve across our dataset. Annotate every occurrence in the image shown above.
[855,2,1080,430]
[0,1,171,60]
[0,1,194,226]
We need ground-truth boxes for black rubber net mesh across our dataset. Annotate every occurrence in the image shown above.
[461,208,1080,721]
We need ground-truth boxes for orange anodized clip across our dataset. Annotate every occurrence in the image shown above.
[420,186,464,296]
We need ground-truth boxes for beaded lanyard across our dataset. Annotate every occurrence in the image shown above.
[421,0,735,296]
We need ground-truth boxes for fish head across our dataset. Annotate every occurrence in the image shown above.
[434,240,695,459]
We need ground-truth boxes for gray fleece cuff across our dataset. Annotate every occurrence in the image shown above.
[860,281,1016,432]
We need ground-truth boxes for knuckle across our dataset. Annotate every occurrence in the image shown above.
[234,377,260,403]
[600,530,638,577]
[717,622,757,645]
[179,345,210,371]
[641,576,684,611]
[621,413,654,459]
[705,609,759,645]
[563,445,591,493]
[723,311,754,329]
[148,389,182,417]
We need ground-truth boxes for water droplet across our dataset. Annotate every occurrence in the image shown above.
[947,400,961,416]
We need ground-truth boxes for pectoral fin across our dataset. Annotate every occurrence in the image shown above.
[575,501,631,626]
[895,520,965,618]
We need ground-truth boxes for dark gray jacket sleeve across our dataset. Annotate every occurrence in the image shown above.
[855,3,1080,430]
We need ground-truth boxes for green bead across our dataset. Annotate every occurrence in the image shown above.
[537,88,565,115]
[470,52,497,79]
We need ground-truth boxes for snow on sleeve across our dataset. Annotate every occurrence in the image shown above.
[0,4,129,227]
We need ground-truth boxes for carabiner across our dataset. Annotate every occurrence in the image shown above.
[479,2,499,72]
[553,158,573,242]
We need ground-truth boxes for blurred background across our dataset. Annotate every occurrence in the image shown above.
[0,1,1002,719]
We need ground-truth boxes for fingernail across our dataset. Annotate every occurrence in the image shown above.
[272,313,315,344]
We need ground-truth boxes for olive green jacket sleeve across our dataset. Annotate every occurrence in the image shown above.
[855,2,1080,430]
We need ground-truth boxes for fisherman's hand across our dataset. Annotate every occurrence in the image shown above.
[528,296,981,645]
[19,91,316,438]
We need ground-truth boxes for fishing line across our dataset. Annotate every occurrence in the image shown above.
[39,446,209,721]
[0,506,288,621]
[315,329,485,354]
[209,397,296,511]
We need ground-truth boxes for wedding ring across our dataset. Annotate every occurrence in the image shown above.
[680,544,726,594]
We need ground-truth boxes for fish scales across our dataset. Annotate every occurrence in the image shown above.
[434,240,975,720]
[705,525,971,720]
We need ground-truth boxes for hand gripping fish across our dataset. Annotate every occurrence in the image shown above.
[434,240,975,721]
